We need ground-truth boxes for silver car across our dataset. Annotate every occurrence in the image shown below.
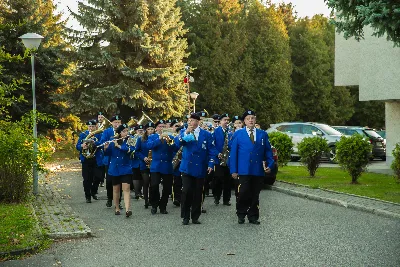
[267,122,343,163]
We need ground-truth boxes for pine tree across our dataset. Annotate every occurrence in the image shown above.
[238,2,296,128]
[180,0,243,116]
[0,0,69,120]
[67,0,188,119]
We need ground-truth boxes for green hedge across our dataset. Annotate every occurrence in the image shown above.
[336,134,371,184]
[0,120,54,203]
[298,137,329,177]
[391,143,400,182]
[268,131,293,166]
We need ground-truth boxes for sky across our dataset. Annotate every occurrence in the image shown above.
[56,0,332,30]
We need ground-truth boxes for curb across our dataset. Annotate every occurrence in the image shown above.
[272,185,400,220]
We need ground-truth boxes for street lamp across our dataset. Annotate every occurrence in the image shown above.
[19,33,44,195]
[190,92,199,113]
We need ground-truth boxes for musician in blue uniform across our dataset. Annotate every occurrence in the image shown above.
[131,125,144,200]
[147,119,176,215]
[104,123,134,217]
[99,115,122,208]
[76,119,104,203]
[175,113,218,225]
[136,122,155,209]
[212,113,233,206]
[172,123,184,207]
[97,112,106,187]
[229,110,274,225]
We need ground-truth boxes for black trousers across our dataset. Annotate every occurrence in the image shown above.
[236,175,263,221]
[213,165,232,202]
[173,174,182,203]
[150,172,173,210]
[82,158,99,199]
[181,174,205,221]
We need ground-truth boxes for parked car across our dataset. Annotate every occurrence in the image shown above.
[332,126,386,160]
[267,122,343,163]
[376,129,386,146]
[264,146,278,187]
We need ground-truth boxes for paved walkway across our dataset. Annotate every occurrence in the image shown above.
[272,181,400,219]
[33,166,91,239]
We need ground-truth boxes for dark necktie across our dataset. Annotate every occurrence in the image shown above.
[250,129,255,144]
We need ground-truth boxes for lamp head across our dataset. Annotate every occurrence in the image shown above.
[19,33,44,50]
[190,92,199,100]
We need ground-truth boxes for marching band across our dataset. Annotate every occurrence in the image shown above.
[76,109,274,224]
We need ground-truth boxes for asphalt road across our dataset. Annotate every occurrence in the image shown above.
[3,163,400,267]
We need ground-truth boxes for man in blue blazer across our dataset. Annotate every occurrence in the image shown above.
[175,113,218,225]
[147,119,177,215]
[230,110,274,225]
[212,113,233,206]
[76,119,104,203]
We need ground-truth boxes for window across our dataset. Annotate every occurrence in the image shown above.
[278,124,301,134]
[302,125,320,135]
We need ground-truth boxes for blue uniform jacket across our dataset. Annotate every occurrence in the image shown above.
[104,139,134,176]
[175,128,218,179]
[213,126,233,165]
[130,135,141,169]
[76,131,104,166]
[146,133,178,175]
[99,127,116,166]
[229,128,274,176]
[135,136,151,171]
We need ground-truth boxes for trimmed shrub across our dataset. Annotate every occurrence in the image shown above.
[0,120,54,203]
[298,137,329,177]
[336,134,371,184]
[391,143,400,183]
[268,131,294,166]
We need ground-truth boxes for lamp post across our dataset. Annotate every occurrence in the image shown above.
[19,33,44,196]
[190,92,199,113]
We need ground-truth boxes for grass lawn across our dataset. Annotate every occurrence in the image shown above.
[277,166,400,203]
[0,203,44,260]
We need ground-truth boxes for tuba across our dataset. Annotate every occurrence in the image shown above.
[82,118,112,158]
[129,111,154,135]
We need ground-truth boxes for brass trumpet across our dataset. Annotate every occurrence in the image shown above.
[160,127,176,146]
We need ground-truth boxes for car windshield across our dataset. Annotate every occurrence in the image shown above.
[364,129,382,138]
[316,124,342,135]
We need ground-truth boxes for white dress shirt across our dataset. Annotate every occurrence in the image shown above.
[246,127,256,141]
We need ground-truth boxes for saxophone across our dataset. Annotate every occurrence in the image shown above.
[172,146,183,170]
[219,130,229,166]
[146,150,152,168]
[127,134,140,158]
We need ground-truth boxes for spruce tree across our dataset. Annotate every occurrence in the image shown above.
[67,0,188,119]
[0,0,69,120]
[239,2,296,128]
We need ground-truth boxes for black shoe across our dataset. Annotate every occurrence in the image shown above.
[238,218,245,224]
[182,219,189,225]
[249,220,260,225]
[214,199,220,205]
[144,203,149,209]
[100,182,104,187]
[135,195,140,200]
[223,201,231,206]
[151,207,157,215]
[106,199,112,207]
[192,219,201,224]
[126,210,132,218]
[115,210,121,215]
[92,195,98,200]
[201,208,207,213]
[173,200,181,207]
[205,191,209,196]
[119,204,123,210]
[86,198,91,203]
[160,210,168,214]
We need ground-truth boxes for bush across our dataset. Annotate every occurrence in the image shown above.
[391,143,400,182]
[0,120,54,203]
[298,137,329,177]
[336,134,371,184]
[268,131,294,166]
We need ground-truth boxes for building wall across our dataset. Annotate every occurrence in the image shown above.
[334,27,400,165]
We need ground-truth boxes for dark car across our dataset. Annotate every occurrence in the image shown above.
[333,126,386,160]
[264,146,278,188]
